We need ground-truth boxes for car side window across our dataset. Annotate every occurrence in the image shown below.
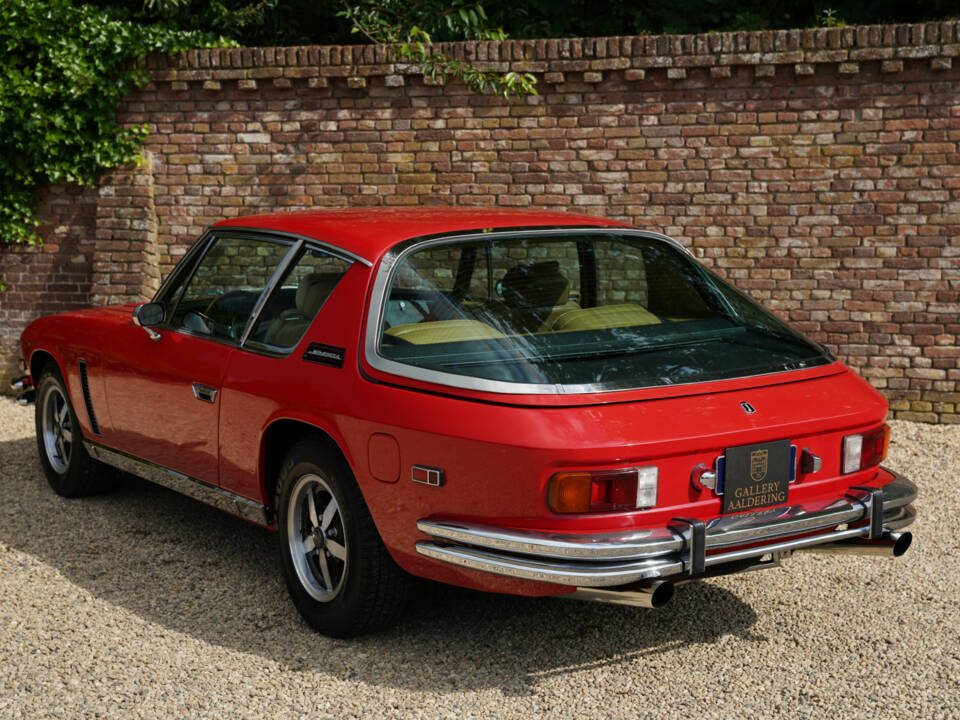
[168,235,293,343]
[153,235,211,322]
[245,247,351,350]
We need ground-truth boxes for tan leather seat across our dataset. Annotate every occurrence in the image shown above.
[550,304,661,332]
[263,272,343,347]
[384,319,505,344]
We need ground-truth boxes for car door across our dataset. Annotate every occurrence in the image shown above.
[102,232,296,485]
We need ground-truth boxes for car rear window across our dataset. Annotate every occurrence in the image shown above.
[374,232,832,391]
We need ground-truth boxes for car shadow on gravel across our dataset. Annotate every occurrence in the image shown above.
[0,436,762,695]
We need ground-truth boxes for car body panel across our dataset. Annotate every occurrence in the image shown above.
[101,321,230,485]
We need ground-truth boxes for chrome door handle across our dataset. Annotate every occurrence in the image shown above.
[191,383,218,403]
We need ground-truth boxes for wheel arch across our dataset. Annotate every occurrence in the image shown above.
[29,348,60,381]
[260,417,356,525]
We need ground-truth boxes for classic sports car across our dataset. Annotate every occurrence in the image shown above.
[14,208,916,637]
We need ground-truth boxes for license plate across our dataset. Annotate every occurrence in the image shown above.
[721,439,791,514]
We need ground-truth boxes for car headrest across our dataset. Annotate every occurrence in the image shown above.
[500,261,569,308]
[296,272,343,318]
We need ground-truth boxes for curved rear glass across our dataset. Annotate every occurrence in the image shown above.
[374,231,831,391]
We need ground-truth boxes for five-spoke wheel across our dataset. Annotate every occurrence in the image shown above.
[34,366,110,497]
[276,440,410,637]
[287,474,349,601]
[40,381,73,474]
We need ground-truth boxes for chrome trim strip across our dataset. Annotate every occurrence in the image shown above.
[84,441,269,526]
[363,227,831,396]
[215,226,373,267]
[415,470,916,587]
[239,238,304,347]
[417,471,917,561]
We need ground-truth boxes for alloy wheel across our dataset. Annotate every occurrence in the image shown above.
[286,473,348,602]
[40,384,72,474]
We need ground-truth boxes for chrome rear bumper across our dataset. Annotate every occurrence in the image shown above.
[415,469,917,589]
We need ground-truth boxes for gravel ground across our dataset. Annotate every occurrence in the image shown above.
[0,396,957,720]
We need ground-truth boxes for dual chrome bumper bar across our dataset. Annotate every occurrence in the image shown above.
[415,469,917,590]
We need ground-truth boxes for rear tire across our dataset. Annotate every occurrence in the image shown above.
[275,440,409,637]
[35,367,112,497]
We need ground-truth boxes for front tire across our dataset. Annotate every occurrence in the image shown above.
[34,367,111,497]
[275,441,409,637]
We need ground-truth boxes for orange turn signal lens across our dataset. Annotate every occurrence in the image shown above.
[547,472,592,513]
[548,467,658,514]
[880,424,891,463]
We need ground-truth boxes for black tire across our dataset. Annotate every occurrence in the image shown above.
[275,440,410,638]
[34,366,112,497]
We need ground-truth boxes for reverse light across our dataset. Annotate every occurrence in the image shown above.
[548,466,658,514]
[842,425,890,474]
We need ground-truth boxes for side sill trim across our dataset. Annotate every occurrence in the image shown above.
[84,441,269,527]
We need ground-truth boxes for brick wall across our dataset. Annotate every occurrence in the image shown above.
[0,185,98,387]
[1,22,957,422]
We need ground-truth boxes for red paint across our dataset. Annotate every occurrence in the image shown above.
[19,209,892,598]
[368,434,401,483]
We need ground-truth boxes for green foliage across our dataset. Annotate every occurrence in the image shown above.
[92,0,959,47]
[338,1,537,99]
[482,0,954,38]
[88,0,351,46]
[0,0,221,245]
[816,9,847,28]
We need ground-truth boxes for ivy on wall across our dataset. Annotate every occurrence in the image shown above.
[0,0,533,256]
[0,0,223,247]
[338,1,537,98]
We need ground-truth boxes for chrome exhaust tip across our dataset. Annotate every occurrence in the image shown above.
[566,579,675,609]
[802,531,912,558]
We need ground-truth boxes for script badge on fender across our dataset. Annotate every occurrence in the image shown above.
[722,439,790,514]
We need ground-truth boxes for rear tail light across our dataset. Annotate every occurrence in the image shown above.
[842,425,890,474]
[548,466,658,514]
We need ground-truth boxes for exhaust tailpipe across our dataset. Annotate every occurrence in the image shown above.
[566,579,675,609]
[802,531,912,558]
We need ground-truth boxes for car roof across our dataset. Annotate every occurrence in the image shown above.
[214,207,630,264]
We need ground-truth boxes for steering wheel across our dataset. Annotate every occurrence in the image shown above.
[204,290,258,339]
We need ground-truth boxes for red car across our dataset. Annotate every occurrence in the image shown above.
[14,208,916,637]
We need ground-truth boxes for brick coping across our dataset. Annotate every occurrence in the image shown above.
[142,21,960,83]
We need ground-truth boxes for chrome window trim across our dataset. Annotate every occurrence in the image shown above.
[239,238,304,347]
[152,231,215,307]
[362,227,825,396]
[215,226,373,268]
[239,239,355,356]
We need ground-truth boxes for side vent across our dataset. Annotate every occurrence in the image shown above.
[77,359,101,435]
